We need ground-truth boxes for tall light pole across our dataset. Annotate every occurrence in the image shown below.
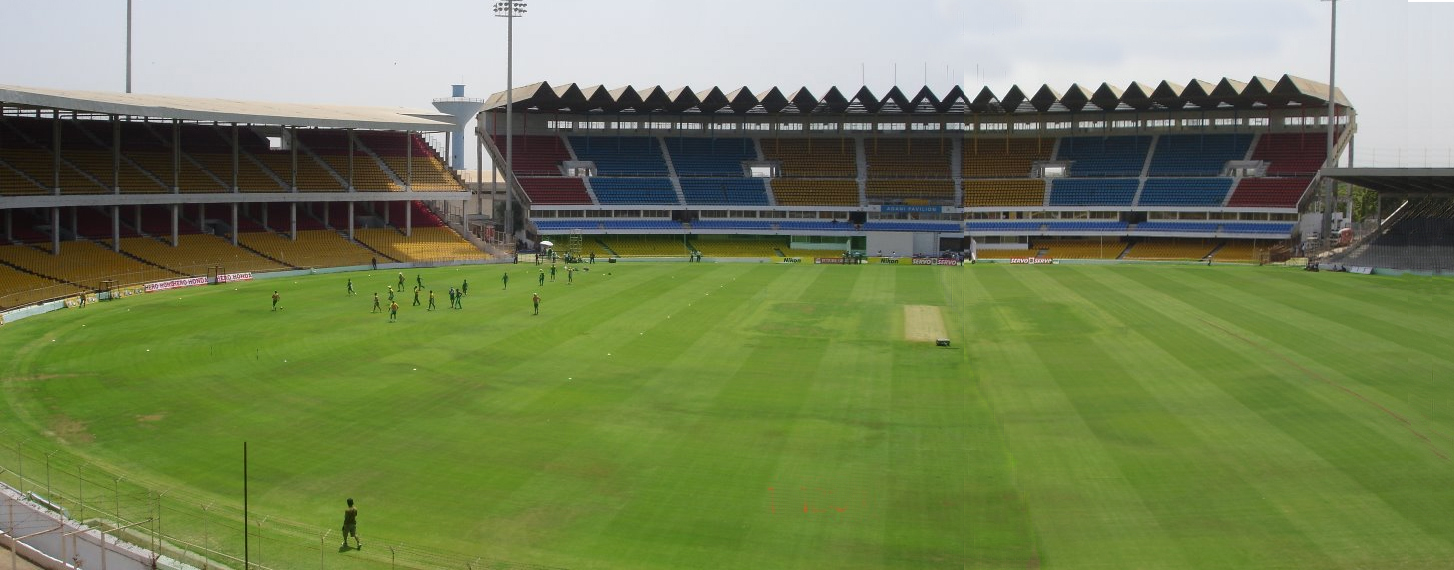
[126,0,133,93]
[1320,0,1339,251]
[494,0,527,252]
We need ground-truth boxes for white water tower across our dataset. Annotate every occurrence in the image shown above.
[432,85,488,170]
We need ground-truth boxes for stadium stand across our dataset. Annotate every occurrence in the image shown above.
[487,135,571,176]
[569,136,670,176]
[1148,134,1254,176]
[122,234,290,275]
[664,137,756,177]
[963,179,1046,208]
[1123,239,1217,260]
[760,138,857,178]
[1135,221,1221,233]
[1225,177,1312,208]
[588,177,679,205]
[1058,136,1152,177]
[1047,179,1139,206]
[679,178,771,206]
[1252,133,1329,176]
[597,235,690,257]
[865,138,952,179]
[1137,178,1235,207]
[0,241,178,288]
[865,179,955,203]
[518,177,594,205]
[1339,198,1454,272]
[239,230,378,268]
[354,227,489,263]
[1036,239,1125,259]
[771,179,859,206]
[963,138,1053,178]
[0,262,88,310]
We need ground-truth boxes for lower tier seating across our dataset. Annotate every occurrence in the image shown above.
[0,241,178,288]
[963,179,1045,208]
[354,227,490,263]
[0,263,88,310]
[1123,239,1217,260]
[239,230,377,268]
[122,235,290,275]
[597,235,691,257]
[1226,178,1312,208]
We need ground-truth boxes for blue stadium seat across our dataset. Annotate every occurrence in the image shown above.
[588,178,680,205]
[1135,221,1220,233]
[690,219,774,231]
[862,221,963,232]
[1137,178,1235,207]
[569,136,670,176]
[777,221,857,232]
[1058,136,1152,177]
[1047,179,1139,206]
[1221,222,1295,235]
[1148,134,1254,176]
[1043,221,1128,232]
[966,221,1042,232]
[664,138,756,177]
[679,178,771,206]
[600,219,683,230]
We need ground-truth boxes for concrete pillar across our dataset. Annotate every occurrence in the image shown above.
[171,204,180,247]
[51,207,60,254]
[347,202,356,241]
[290,202,297,241]
[112,205,121,252]
[231,203,239,246]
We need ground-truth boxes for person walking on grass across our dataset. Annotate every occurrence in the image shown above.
[532,292,541,315]
[389,300,400,322]
[502,272,509,290]
[538,269,545,287]
[428,290,437,311]
[413,286,422,307]
[271,290,280,311]
[550,264,556,282]
[371,292,382,313]
[461,279,469,296]
[397,272,405,291]
[347,278,355,296]
[341,498,361,550]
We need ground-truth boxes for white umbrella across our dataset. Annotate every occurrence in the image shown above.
[539,240,554,247]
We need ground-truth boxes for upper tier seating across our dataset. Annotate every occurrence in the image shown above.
[689,219,775,231]
[664,138,756,177]
[519,177,593,205]
[1148,134,1254,176]
[1225,177,1312,208]
[865,180,955,203]
[771,179,859,206]
[679,178,771,206]
[966,220,1042,232]
[865,138,952,178]
[0,161,48,195]
[489,135,570,176]
[1058,136,1152,177]
[1135,221,1221,233]
[588,177,679,205]
[1221,222,1295,235]
[760,138,857,178]
[569,137,669,176]
[1047,179,1139,206]
[1136,178,1234,207]
[963,179,1045,208]
[1252,133,1329,176]
[963,138,1053,178]
[863,221,962,232]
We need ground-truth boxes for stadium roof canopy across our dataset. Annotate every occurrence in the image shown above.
[483,74,1351,115]
[0,84,459,131]
[1322,168,1454,196]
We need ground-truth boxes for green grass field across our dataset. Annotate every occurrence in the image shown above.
[3,262,1454,569]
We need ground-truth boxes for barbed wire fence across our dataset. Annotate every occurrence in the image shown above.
[0,441,563,570]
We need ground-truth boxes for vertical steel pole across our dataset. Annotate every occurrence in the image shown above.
[1321,0,1338,250]
[126,0,133,93]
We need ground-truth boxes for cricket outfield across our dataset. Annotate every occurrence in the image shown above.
[2,262,1453,569]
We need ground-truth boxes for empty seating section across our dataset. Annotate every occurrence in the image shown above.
[0,149,110,194]
[863,221,962,232]
[679,178,770,205]
[0,263,87,310]
[967,221,1041,232]
[569,137,669,176]
[519,177,592,205]
[782,248,845,258]
[533,220,600,232]
[1137,178,1234,207]
[963,138,1053,178]
[188,127,285,192]
[1124,239,1217,260]
[963,180,1045,207]
[689,238,784,257]
[865,138,951,178]
[771,179,859,206]
[1043,221,1128,232]
[489,135,571,176]
[598,236,689,257]
[690,219,774,231]
[260,203,328,231]
[865,180,955,203]
[0,162,48,195]
[1212,241,1261,262]
[0,241,177,287]
[1226,178,1311,208]
[240,230,376,268]
[1037,239,1124,259]
[354,227,489,263]
[122,235,289,275]
[974,248,1032,259]
[665,138,755,177]
[760,138,857,178]
[1048,179,1139,206]
[777,221,856,232]
[61,151,170,193]
[1148,134,1253,176]
[1222,222,1294,235]
[588,178,679,205]
[296,130,398,190]
[252,152,345,191]
[1253,133,1328,176]
[1136,221,1221,233]
[1059,136,1151,177]
[135,205,202,236]
[600,220,682,231]
[74,206,141,239]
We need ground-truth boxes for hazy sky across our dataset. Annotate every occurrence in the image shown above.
[3,0,1451,168]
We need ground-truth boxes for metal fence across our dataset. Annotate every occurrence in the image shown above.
[0,442,563,570]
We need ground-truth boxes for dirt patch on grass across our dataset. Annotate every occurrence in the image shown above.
[903,305,947,342]
[5,374,81,383]
[136,414,165,423]
[49,415,94,444]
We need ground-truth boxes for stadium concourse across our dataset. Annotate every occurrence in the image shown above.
[0,85,495,311]
[481,74,1354,266]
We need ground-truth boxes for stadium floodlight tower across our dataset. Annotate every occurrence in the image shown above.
[495,0,527,250]
[431,85,488,170]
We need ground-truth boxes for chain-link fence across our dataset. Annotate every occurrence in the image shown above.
[0,443,563,570]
